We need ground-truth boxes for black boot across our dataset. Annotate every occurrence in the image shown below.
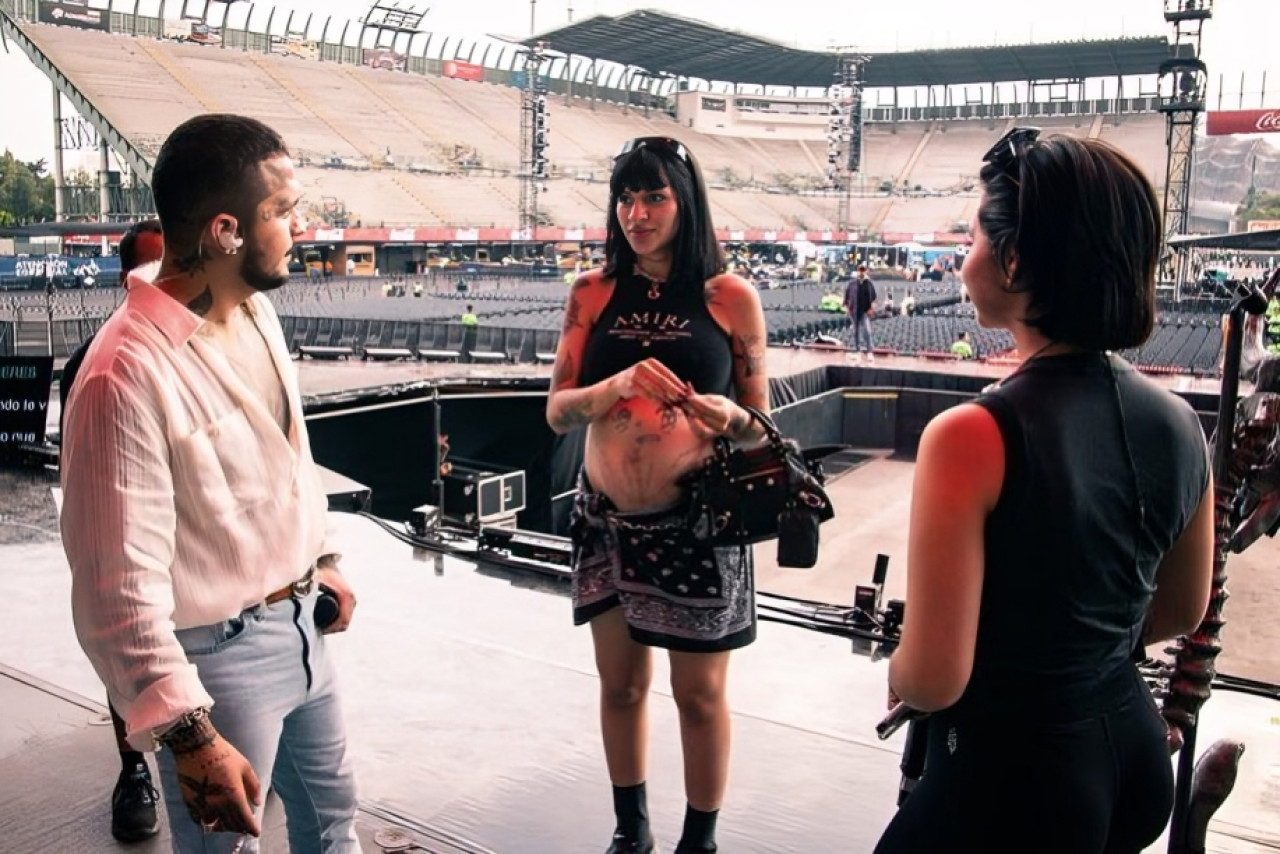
[111,760,159,842]
[607,783,655,854]
[673,804,718,853]
[607,829,656,854]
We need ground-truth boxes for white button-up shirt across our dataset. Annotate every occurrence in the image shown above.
[60,277,332,748]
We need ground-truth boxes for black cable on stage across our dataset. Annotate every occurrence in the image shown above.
[351,511,1280,701]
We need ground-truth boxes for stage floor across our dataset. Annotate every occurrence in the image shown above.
[1,505,1277,852]
[6,345,1276,851]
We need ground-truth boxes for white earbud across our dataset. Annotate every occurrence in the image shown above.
[220,233,244,255]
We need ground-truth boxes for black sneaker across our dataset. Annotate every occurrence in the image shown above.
[607,829,656,854]
[111,762,159,843]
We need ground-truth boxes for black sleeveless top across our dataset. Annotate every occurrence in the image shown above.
[579,272,734,395]
[959,352,1208,717]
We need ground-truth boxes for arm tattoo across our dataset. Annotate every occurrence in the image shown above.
[733,333,765,378]
[555,399,595,431]
[186,287,214,317]
[552,352,576,389]
[562,295,584,334]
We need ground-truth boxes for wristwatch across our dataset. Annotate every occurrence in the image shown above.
[156,707,217,754]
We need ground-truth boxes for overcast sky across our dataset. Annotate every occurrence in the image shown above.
[2,0,1277,164]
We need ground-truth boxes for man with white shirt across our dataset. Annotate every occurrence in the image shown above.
[60,114,362,852]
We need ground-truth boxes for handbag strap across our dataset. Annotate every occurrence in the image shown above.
[713,405,788,462]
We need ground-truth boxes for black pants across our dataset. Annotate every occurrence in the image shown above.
[875,667,1173,854]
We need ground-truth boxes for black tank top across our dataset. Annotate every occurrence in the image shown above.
[959,352,1208,718]
[579,273,734,395]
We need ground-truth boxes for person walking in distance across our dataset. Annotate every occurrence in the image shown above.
[60,114,362,853]
[844,264,877,361]
[547,136,770,853]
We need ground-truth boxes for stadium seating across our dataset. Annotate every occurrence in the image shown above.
[16,20,1177,236]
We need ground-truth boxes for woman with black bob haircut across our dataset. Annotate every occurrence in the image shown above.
[547,137,770,854]
[876,129,1215,853]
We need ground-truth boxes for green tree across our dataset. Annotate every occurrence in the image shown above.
[0,150,56,224]
[1237,190,1280,226]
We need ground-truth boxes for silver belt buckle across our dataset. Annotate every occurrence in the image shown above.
[291,565,316,599]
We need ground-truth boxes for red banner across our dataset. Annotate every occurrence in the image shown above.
[1206,109,1280,136]
[443,60,484,82]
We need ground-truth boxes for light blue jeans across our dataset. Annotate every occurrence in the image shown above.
[155,587,362,853]
[850,314,875,352]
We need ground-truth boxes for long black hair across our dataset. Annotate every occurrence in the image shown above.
[603,138,723,287]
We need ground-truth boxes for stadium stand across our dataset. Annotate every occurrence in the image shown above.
[2,14,1178,236]
[1,2,1243,381]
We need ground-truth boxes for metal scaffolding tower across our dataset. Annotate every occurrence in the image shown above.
[1159,0,1212,297]
[519,40,550,236]
[826,52,868,233]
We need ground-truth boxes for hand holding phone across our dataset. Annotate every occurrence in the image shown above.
[876,702,928,740]
[314,585,340,630]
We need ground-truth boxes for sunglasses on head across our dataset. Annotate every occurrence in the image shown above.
[614,136,691,164]
[982,126,1041,176]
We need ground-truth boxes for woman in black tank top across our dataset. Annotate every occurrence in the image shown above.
[876,132,1214,853]
[546,137,770,854]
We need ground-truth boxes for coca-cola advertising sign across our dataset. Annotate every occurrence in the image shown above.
[443,60,485,82]
[1206,109,1280,136]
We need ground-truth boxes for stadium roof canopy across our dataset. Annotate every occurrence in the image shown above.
[527,10,1184,88]
[1167,230,1280,252]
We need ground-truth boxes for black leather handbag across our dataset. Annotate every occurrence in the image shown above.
[682,406,835,568]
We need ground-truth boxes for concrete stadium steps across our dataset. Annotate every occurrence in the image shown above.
[246,53,384,163]
[1097,114,1170,185]
[295,167,444,228]
[339,66,452,167]
[21,24,205,153]
[549,97,685,172]
[132,38,222,113]
[906,122,993,192]
[538,181,606,230]
[878,196,973,235]
[861,124,930,189]
[386,173,449,225]
[421,76,524,170]
[405,175,521,227]
[17,20,1171,236]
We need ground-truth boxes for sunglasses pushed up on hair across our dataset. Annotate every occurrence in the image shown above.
[982,126,1041,180]
[614,137,691,164]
